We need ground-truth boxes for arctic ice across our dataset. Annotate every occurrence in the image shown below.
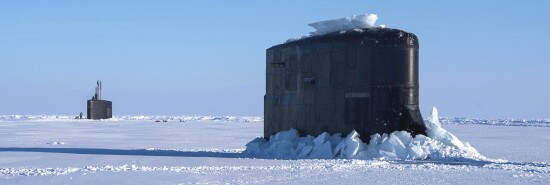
[285,13,381,43]
[245,107,500,162]
[308,14,379,36]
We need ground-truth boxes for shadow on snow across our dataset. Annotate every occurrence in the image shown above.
[0,147,243,158]
[1,147,548,174]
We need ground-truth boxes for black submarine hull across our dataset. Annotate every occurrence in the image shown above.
[87,100,112,120]
[264,28,427,142]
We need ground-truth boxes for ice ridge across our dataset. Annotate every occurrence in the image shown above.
[244,107,502,162]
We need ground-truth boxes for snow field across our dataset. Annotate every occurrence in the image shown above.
[0,109,549,184]
[0,115,263,123]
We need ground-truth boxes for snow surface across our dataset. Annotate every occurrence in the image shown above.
[439,117,550,127]
[2,114,548,127]
[0,115,263,123]
[1,110,549,184]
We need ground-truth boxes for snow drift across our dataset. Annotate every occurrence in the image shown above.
[244,107,499,162]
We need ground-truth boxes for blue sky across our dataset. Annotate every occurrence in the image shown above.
[0,0,548,118]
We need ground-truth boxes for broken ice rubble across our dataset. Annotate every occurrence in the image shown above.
[244,107,499,162]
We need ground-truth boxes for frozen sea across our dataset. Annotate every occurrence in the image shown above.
[0,116,549,184]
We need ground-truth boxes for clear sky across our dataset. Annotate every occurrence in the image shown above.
[1,0,549,118]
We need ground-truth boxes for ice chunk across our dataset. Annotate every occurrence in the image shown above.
[308,14,379,36]
[310,141,333,159]
[427,107,441,127]
[423,107,484,160]
[334,130,365,158]
[244,107,499,162]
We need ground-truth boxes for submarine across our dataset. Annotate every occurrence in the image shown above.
[264,27,427,142]
[87,80,112,120]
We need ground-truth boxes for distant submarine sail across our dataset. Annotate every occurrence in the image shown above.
[87,80,112,119]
